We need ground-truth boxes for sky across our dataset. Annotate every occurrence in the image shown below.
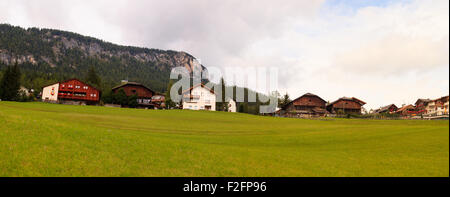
[1,0,448,110]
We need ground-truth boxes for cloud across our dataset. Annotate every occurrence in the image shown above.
[0,0,448,110]
[335,34,449,75]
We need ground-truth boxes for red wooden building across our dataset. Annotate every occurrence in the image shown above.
[281,93,328,117]
[112,82,155,107]
[42,78,100,104]
[326,97,366,114]
[396,104,417,116]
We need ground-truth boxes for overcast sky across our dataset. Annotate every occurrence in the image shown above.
[1,0,448,109]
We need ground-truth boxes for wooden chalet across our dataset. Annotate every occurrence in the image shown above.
[424,96,449,116]
[396,104,417,116]
[281,93,327,117]
[414,98,431,115]
[326,97,366,114]
[112,82,155,107]
[375,104,398,114]
[42,78,100,105]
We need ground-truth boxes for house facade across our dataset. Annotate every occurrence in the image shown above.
[42,79,100,104]
[151,95,166,109]
[182,84,216,111]
[424,96,449,116]
[228,99,237,112]
[112,82,155,107]
[414,98,431,115]
[396,104,417,116]
[282,93,327,117]
[326,97,366,115]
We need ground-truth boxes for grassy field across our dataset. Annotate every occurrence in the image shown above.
[0,101,448,177]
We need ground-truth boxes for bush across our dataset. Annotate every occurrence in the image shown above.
[128,94,138,108]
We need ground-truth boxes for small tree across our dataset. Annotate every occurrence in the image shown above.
[101,90,114,104]
[220,77,226,111]
[128,94,138,108]
[279,93,291,108]
[114,89,128,106]
[165,80,176,109]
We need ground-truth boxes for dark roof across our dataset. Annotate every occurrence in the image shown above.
[282,93,326,109]
[375,104,397,113]
[434,95,449,102]
[41,78,100,92]
[415,98,432,106]
[327,97,366,107]
[112,82,155,93]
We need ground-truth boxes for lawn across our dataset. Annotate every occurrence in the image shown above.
[0,101,448,177]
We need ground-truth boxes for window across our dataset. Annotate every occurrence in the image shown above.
[75,85,80,89]
[83,86,88,90]
[93,94,97,97]
[132,90,137,94]
[62,84,65,87]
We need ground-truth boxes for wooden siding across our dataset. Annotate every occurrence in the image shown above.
[113,84,154,99]
[285,95,326,111]
[327,98,365,114]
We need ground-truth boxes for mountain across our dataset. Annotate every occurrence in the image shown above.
[0,24,205,93]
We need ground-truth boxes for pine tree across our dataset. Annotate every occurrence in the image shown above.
[0,66,10,100]
[220,77,226,111]
[279,93,291,108]
[128,94,138,108]
[113,89,128,106]
[0,62,21,101]
[86,66,101,88]
[165,79,176,109]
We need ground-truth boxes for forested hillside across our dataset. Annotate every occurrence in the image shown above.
[0,24,204,93]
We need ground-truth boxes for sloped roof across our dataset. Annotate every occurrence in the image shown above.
[327,97,366,107]
[112,82,155,93]
[282,93,326,109]
[434,95,449,102]
[375,104,398,113]
[396,104,415,112]
[415,98,432,106]
[42,78,99,91]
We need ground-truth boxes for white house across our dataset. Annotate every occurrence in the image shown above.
[228,99,237,112]
[426,96,449,116]
[42,83,59,101]
[423,96,449,117]
[182,84,216,111]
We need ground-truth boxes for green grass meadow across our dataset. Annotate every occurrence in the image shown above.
[0,101,448,177]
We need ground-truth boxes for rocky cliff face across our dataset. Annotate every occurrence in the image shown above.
[0,24,206,91]
[0,24,203,72]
